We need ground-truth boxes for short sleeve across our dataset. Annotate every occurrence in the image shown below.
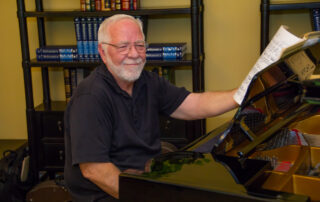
[157,76,190,116]
[69,94,113,165]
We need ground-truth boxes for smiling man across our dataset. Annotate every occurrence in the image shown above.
[64,14,238,202]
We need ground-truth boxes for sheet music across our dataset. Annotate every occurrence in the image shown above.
[233,26,304,105]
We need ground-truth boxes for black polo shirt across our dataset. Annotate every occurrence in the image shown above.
[64,64,190,201]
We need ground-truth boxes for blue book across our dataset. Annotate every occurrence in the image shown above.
[81,17,89,61]
[146,52,185,60]
[74,17,84,61]
[36,46,77,55]
[37,53,78,62]
[311,8,320,31]
[87,17,94,61]
[147,43,187,53]
[92,17,100,61]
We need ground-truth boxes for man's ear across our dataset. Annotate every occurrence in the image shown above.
[98,44,107,64]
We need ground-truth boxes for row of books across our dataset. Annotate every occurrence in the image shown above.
[36,46,79,62]
[35,43,187,62]
[151,66,175,84]
[63,68,91,102]
[80,0,140,12]
[74,17,103,62]
[146,43,187,60]
[311,8,320,31]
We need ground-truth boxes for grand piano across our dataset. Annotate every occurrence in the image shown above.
[119,35,320,201]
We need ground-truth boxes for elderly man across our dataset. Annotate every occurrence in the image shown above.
[64,14,238,201]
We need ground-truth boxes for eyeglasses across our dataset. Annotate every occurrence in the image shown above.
[101,41,148,54]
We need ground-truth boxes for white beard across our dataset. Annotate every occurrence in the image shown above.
[105,53,145,83]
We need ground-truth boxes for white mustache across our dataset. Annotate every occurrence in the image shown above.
[123,58,143,65]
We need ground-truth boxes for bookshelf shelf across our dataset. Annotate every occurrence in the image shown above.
[17,0,204,183]
[268,2,320,10]
[24,8,191,17]
[260,0,320,52]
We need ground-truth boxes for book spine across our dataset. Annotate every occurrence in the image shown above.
[95,0,101,11]
[115,0,121,10]
[122,0,129,10]
[146,52,184,60]
[90,0,96,11]
[80,0,86,11]
[162,67,175,84]
[133,0,139,10]
[70,68,77,96]
[37,53,78,62]
[162,46,185,52]
[85,0,91,11]
[87,17,94,61]
[92,17,100,61]
[74,17,84,61]
[101,0,111,11]
[111,0,116,10]
[60,54,79,62]
[163,52,184,60]
[36,48,59,54]
[311,8,320,31]
[81,17,89,61]
[146,47,163,53]
[63,68,72,102]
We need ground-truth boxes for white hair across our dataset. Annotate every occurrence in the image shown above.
[98,14,145,44]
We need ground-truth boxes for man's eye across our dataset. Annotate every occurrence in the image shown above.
[118,45,128,49]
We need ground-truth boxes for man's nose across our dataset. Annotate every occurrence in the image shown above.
[127,45,139,58]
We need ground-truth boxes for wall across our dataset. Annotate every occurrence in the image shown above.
[0,0,313,139]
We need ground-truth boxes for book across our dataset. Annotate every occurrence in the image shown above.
[92,17,100,60]
[95,0,101,11]
[147,43,187,53]
[234,25,320,105]
[101,0,111,11]
[90,0,95,11]
[80,0,86,11]
[70,68,77,96]
[87,17,95,61]
[115,0,121,10]
[63,68,72,102]
[311,8,320,31]
[81,17,89,61]
[146,52,185,60]
[74,17,84,61]
[151,66,175,84]
[111,0,116,10]
[36,53,78,62]
[36,45,77,54]
[122,0,130,10]
[85,0,91,11]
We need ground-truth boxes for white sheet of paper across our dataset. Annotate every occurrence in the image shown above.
[233,26,304,105]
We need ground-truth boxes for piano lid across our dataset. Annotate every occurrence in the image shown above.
[187,35,320,158]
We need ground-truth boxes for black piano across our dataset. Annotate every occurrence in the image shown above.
[119,35,320,201]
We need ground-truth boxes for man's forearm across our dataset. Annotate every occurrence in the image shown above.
[80,162,121,199]
[171,89,239,120]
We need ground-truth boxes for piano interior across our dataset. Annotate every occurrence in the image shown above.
[208,44,320,201]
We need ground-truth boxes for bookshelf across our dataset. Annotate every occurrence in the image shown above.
[17,0,204,182]
[260,0,320,52]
